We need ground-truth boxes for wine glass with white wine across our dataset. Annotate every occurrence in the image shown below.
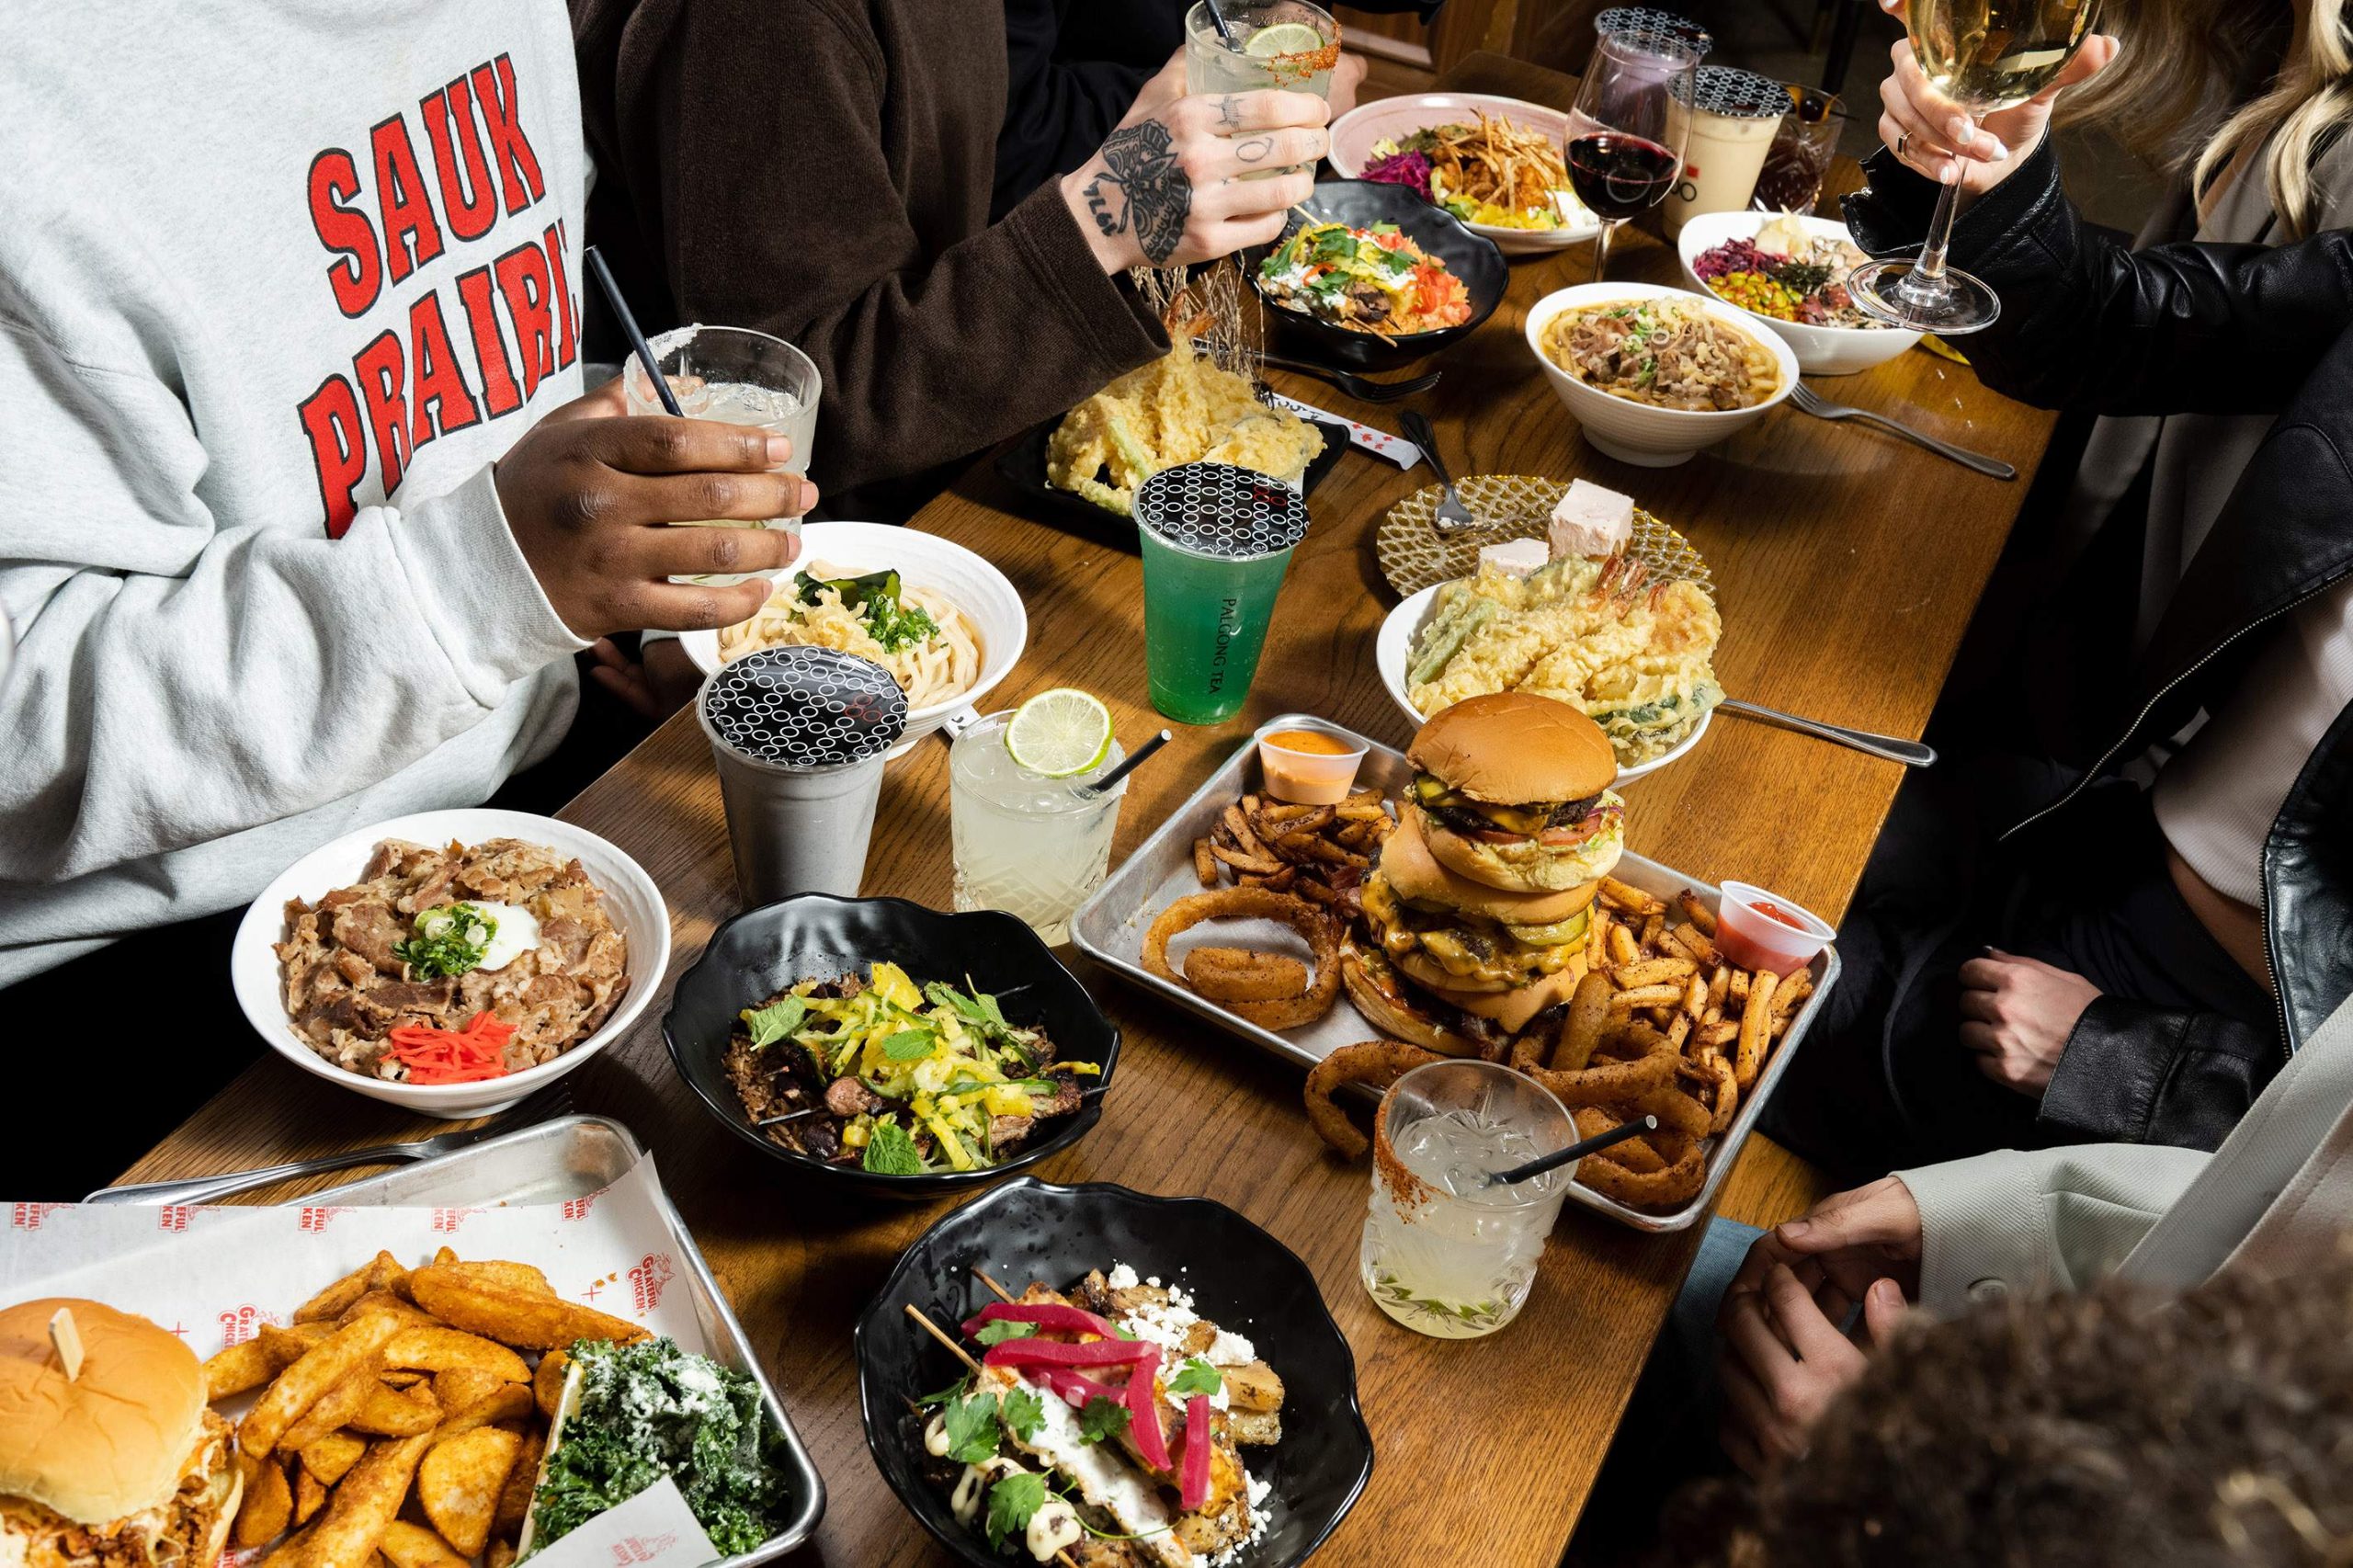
[1848,0,2102,334]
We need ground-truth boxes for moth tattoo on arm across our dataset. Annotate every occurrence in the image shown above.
[1083,119,1190,265]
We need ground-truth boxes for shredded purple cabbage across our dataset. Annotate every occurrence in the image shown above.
[1362,149,1434,202]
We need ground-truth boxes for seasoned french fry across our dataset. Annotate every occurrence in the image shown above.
[1639,913,1665,949]
[1222,803,1271,861]
[349,1380,441,1438]
[1728,969,1752,1006]
[1599,877,1665,915]
[381,1325,530,1382]
[295,1259,378,1324]
[409,1267,651,1352]
[1192,837,1218,888]
[234,1454,294,1548]
[240,1312,403,1458]
[1609,956,1697,990]
[1699,1019,1741,1049]
[301,1431,369,1487]
[1608,983,1685,1012]
[1676,890,1720,937]
[1772,971,1815,1018]
[1607,924,1643,968]
[1736,970,1779,1089]
[305,1435,430,1568]
[1507,1029,1548,1073]
[1665,1011,1692,1053]
[1706,964,1732,1016]
[1676,920,1720,968]
[1208,840,1282,877]
[1585,909,1611,971]
[380,1522,471,1568]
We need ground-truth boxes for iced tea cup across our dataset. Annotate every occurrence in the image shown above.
[623,324,820,584]
[1359,1060,1576,1338]
[1714,881,1833,974]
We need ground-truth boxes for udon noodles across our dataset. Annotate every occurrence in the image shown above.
[717,563,983,710]
[1540,298,1780,412]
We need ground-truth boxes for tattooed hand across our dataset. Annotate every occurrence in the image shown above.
[1062,87,1330,272]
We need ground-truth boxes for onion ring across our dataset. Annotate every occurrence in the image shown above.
[1304,1040,1439,1159]
[1570,1106,1665,1175]
[1184,946,1310,1004]
[1143,887,1341,1029]
[1574,1142,1705,1209]
[1527,1049,1677,1108]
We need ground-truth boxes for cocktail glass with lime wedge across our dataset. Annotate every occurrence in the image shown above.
[1185,1,1340,102]
[949,691,1127,945]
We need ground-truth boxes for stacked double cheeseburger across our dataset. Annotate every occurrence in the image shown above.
[1343,692,1626,1056]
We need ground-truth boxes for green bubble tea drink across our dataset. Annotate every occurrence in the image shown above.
[1185,2,1340,102]
[623,324,820,584]
[1132,463,1311,726]
[950,691,1128,946]
[1360,1060,1577,1338]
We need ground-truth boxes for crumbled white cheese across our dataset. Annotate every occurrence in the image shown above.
[1107,1263,1140,1290]
[1209,1475,1276,1565]
[1205,1329,1256,1366]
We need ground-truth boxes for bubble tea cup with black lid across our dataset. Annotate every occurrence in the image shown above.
[699,646,907,903]
[1132,462,1312,726]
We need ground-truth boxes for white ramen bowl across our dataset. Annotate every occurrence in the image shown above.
[1675,210,1922,377]
[680,520,1028,758]
[1375,585,1710,784]
[1523,282,1800,467]
[232,809,670,1119]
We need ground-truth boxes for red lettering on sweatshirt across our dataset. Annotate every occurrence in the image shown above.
[472,54,546,215]
[408,290,482,453]
[354,330,412,494]
[454,265,524,418]
[493,241,556,402]
[370,115,446,285]
[298,375,369,538]
[542,219,579,371]
[422,76,500,243]
[307,149,381,319]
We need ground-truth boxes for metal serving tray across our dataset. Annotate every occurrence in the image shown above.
[310,1114,827,1560]
[1070,717,1840,1233]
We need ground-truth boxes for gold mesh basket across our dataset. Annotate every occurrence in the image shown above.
[1376,475,1713,599]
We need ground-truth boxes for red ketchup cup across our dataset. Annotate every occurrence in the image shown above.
[1713,881,1834,976]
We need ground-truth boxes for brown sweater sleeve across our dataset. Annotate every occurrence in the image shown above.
[628,0,1165,497]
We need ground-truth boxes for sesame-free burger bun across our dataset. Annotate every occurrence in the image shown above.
[0,1299,208,1526]
[1407,693,1618,805]
[1377,812,1599,926]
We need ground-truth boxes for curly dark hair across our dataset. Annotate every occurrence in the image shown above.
[1667,1245,2353,1567]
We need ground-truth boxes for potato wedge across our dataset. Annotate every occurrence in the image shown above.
[378,1522,469,1568]
[258,1322,336,1363]
[438,1261,553,1297]
[281,1369,381,1453]
[338,1290,436,1328]
[293,1468,329,1527]
[239,1313,402,1458]
[295,1259,377,1324]
[350,1380,441,1437]
[408,1267,649,1351]
[431,1384,533,1442]
[233,1454,293,1549]
[419,1426,522,1558]
[487,1544,517,1568]
[381,1325,529,1383]
[492,1427,544,1540]
[204,1340,280,1402]
[301,1431,369,1488]
[305,1436,429,1568]
[433,1367,505,1417]
[532,1349,569,1422]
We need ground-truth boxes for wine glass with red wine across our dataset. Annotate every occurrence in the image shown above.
[1565,31,1699,281]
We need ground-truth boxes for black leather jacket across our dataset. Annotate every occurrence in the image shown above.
[1847,142,2353,1150]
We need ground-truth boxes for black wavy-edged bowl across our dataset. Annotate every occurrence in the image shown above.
[1247,179,1508,370]
[855,1178,1375,1567]
[662,895,1120,1199]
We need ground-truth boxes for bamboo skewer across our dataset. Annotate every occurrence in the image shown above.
[974,1268,1017,1305]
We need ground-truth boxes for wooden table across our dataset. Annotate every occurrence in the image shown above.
[122,52,2057,1568]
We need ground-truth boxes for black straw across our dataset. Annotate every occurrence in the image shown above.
[1083,729,1171,798]
[1484,1115,1658,1187]
[585,245,683,418]
[1204,1,1237,47]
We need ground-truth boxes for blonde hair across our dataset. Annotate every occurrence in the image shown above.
[2063,0,2353,238]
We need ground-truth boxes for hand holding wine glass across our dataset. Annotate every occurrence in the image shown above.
[1849,0,2109,333]
[1873,0,2118,193]
[1565,32,1701,282]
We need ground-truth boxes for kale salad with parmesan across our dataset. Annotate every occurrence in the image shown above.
[528,1337,796,1557]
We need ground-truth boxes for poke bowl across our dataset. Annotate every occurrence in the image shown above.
[1524,282,1800,467]
[1328,90,1603,255]
[1677,210,1921,377]
[1245,180,1506,370]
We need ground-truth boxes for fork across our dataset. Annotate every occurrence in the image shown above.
[1788,383,2017,480]
[1398,410,1483,533]
[1259,352,1443,403]
[86,1081,577,1206]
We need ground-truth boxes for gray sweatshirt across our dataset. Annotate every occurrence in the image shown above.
[0,2,595,983]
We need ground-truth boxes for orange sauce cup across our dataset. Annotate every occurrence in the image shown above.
[1254,720,1370,804]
